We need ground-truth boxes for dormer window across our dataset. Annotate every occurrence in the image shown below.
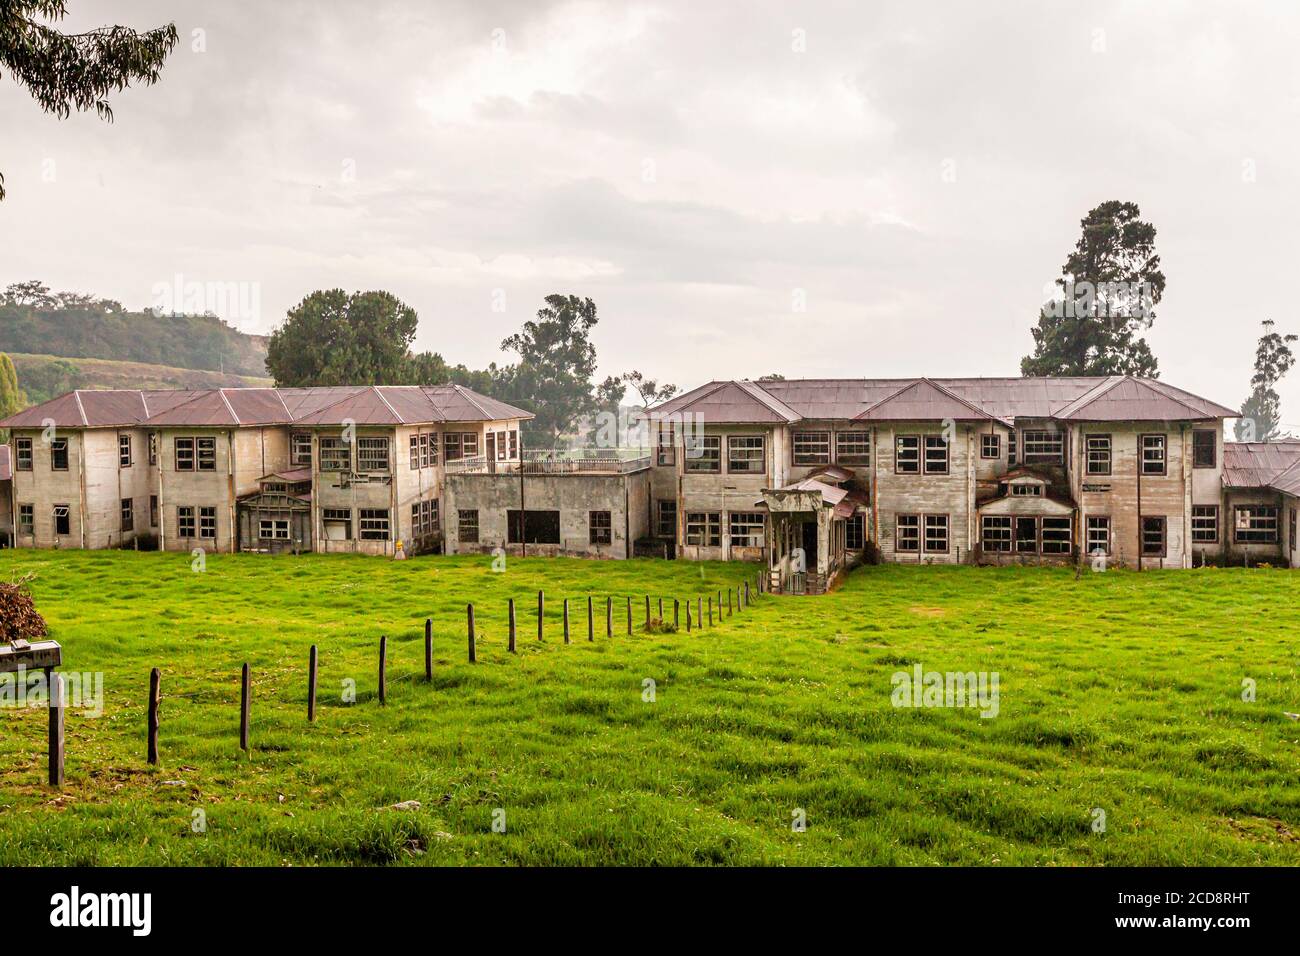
[1010,484,1042,497]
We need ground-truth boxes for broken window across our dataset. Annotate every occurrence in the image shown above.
[1192,505,1218,543]
[589,510,613,545]
[291,432,312,466]
[1142,515,1166,555]
[684,435,721,473]
[458,509,479,543]
[836,431,871,465]
[359,508,390,540]
[846,514,865,550]
[121,498,133,532]
[1040,517,1071,554]
[895,514,920,552]
[1192,429,1217,469]
[319,437,350,471]
[119,433,132,468]
[259,519,290,540]
[728,512,765,548]
[727,435,765,474]
[18,504,33,536]
[656,500,677,538]
[1140,434,1166,476]
[357,437,389,472]
[895,435,920,474]
[923,436,949,475]
[981,515,1012,552]
[1022,430,1063,464]
[53,504,70,536]
[323,507,352,540]
[793,431,830,466]
[199,506,217,539]
[1234,505,1278,544]
[686,512,721,546]
[50,438,68,471]
[175,437,195,471]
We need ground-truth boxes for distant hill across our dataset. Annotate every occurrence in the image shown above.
[10,353,272,405]
[0,282,269,378]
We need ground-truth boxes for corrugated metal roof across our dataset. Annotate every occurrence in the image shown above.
[1222,441,1300,488]
[0,385,534,429]
[855,378,999,423]
[1055,377,1237,422]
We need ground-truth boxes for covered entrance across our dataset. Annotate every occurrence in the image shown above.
[760,473,868,595]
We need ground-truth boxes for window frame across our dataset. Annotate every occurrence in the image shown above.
[923,435,949,475]
[359,508,391,541]
[458,508,480,543]
[15,437,33,471]
[589,510,613,545]
[52,504,71,536]
[923,514,949,554]
[1191,505,1219,544]
[655,500,677,539]
[895,435,921,475]
[980,433,1001,460]
[684,435,721,474]
[835,431,871,466]
[18,503,34,536]
[259,519,290,540]
[685,512,722,547]
[1021,430,1063,465]
[1141,515,1167,556]
[1040,517,1072,555]
[120,497,133,532]
[175,437,195,471]
[177,506,196,538]
[728,512,765,548]
[1192,429,1217,469]
[198,506,217,540]
[291,432,313,467]
[118,433,132,468]
[981,515,1012,552]
[1234,505,1279,544]
[792,431,831,467]
[1140,434,1167,477]
[895,514,921,552]
[726,435,766,474]
[50,438,69,471]
[356,437,390,473]
[1085,434,1112,476]
[318,436,350,472]
[1086,515,1111,556]
[846,513,866,550]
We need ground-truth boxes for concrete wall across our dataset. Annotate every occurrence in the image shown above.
[873,422,976,564]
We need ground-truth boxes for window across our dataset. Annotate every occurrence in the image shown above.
[359,508,390,540]
[493,430,509,462]
[1086,435,1112,476]
[18,504,33,536]
[1022,430,1063,464]
[506,510,561,545]
[923,436,949,475]
[922,515,949,553]
[1007,430,1018,466]
[175,437,195,471]
[148,432,157,465]
[727,436,765,474]
[895,435,920,474]
[15,437,32,470]
[458,509,479,543]
[980,434,1001,459]
[684,435,721,473]
[656,423,675,466]
[1010,483,1043,497]
[1234,505,1278,544]
[1193,430,1217,469]
[410,433,433,470]
[793,431,830,466]
[981,516,1012,552]
[357,437,389,472]
[323,507,351,540]
[150,495,159,528]
[118,433,132,468]
[444,433,479,461]
[589,510,613,545]
[1142,516,1166,556]
[199,507,217,540]
[53,504,70,536]
[686,512,721,547]
[728,512,765,548]
[1041,517,1071,554]
[411,500,438,537]
[427,433,439,465]
[836,431,871,465]
[196,438,216,472]
[319,437,350,471]
[508,429,518,459]
[846,514,865,550]
[1140,434,1166,476]
[178,506,195,538]
[656,500,677,538]
[50,438,68,471]
[1086,516,1110,556]
[120,498,133,532]
[410,435,420,469]
[896,514,920,552]
[259,519,290,540]
[1191,505,1218,544]
[291,432,312,467]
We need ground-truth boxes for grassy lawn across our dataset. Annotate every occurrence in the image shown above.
[0,550,1297,866]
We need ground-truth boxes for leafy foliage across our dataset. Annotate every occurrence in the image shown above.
[0,1,178,199]
[1235,320,1297,441]
[0,352,26,417]
[266,290,419,387]
[1021,201,1166,377]
[0,281,267,377]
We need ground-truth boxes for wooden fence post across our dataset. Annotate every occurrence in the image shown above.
[606,597,613,637]
[424,618,432,681]
[587,596,595,642]
[508,598,517,653]
[239,663,250,752]
[308,646,318,722]
[745,582,751,606]
[674,599,680,629]
[563,599,571,644]
[467,605,477,663]
[49,672,65,786]
[708,596,713,627]
[696,597,702,628]
[645,595,651,627]
[728,588,733,616]
[658,597,664,621]
[147,666,161,764]
[686,601,692,633]
[379,636,388,704]
[626,597,632,635]
[538,590,544,641]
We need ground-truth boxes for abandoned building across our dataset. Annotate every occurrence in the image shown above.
[1,375,1289,592]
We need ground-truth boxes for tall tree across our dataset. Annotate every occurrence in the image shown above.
[0,352,27,417]
[1235,320,1297,442]
[0,2,178,200]
[267,290,418,387]
[1021,201,1166,377]
[497,295,613,447]
[620,370,678,409]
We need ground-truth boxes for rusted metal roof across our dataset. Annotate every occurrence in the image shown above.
[1054,376,1237,422]
[855,378,999,423]
[0,385,534,429]
[652,381,799,424]
[1223,441,1300,489]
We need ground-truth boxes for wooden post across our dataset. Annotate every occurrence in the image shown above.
[308,646,318,722]
[645,595,651,627]
[696,597,702,627]
[424,618,432,681]
[606,596,613,637]
[674,599,680,629]
[239,663,250,752]
[49,672,65,786]
[686,601,692,633]
[563,599,571,644]
[147,667,161,764]
[626,597,632,635]
[587,596,594,642]
[708,596,713,626]
[745,582,751,606]
[728,588,733,616]
[379,635,388,704]
[508,598,517,653]
[658,597,664,621]
[538,590,544,641]
[467,605,477,663]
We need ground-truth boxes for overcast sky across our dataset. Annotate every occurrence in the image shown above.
[1,1,1296,419]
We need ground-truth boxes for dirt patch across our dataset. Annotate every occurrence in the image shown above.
[908,606,946,618]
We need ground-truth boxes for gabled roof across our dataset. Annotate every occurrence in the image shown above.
[1054,376,1237,422]
[854,378,999,423]
[0,385,534,429]
[1269,458,1300,497]
[651,380,800,424]
[1222,441,1300,488]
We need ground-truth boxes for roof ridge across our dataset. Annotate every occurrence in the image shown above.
[451,383,491,419]
[371,385,405,424]
[272,388,293,420]
[217,388,242,426]
[71,390,89,427]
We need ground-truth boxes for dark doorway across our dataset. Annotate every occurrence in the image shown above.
[507,509,561,544]
[801,519,819,571]
[1015,516,1038,553]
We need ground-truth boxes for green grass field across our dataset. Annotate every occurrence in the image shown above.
[1,550,1297,866]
